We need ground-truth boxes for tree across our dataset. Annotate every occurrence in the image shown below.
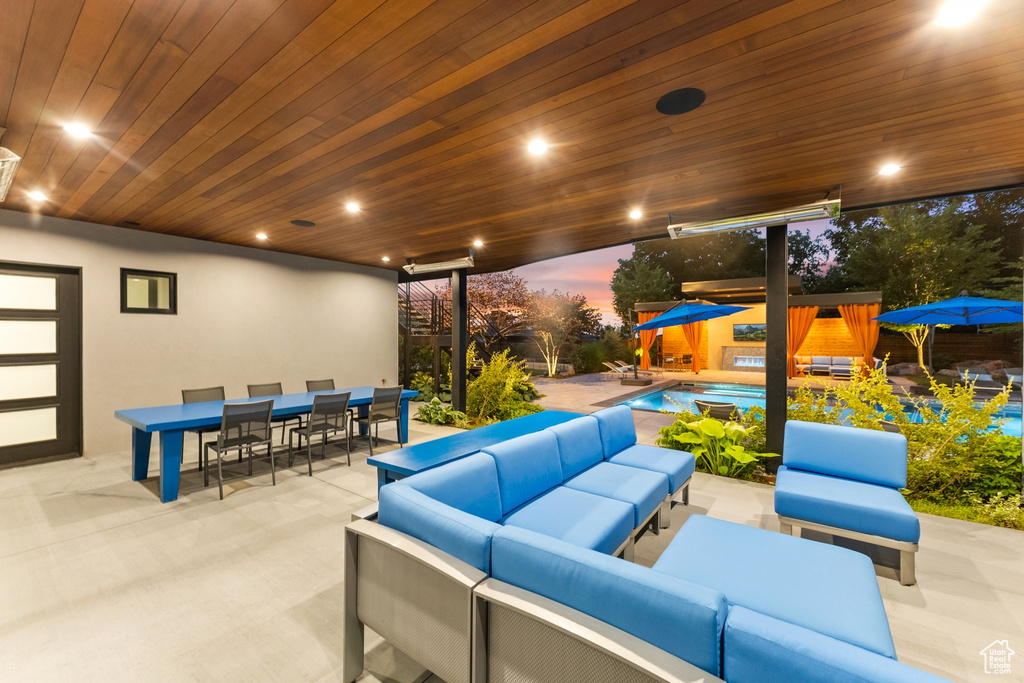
[525,290,602,377]
[633,229,766,284]
[436,271,530,351]
[832,199,1005,366]
[609,253,676,328]
[787,228,830,291]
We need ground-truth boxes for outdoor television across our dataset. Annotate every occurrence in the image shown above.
[733,323,766,342]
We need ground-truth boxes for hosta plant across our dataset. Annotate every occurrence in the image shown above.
[670,418,775,478]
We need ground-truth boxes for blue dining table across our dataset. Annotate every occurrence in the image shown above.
[115,386,417,503]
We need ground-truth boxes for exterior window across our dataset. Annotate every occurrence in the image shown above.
[120,269,176,314]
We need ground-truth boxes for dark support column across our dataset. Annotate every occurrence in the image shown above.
[402,283,411,387]
[451,268,469,412]
[765,224,789,457]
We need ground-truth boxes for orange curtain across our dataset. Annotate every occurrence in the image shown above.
[681,321,704,374]
[838,303,881,373]
[787,306,819,377]
[637,311,659,370]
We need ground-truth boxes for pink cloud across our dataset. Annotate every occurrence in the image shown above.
[515,244,634,325]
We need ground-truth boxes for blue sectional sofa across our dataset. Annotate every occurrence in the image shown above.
[775,420,921,585]
[343,408,946,683]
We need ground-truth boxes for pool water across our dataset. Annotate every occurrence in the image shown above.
[622,382,1023,437]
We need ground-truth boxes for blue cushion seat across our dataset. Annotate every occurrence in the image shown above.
[723,606,950,683]
[491,525,727,676]
[608,443,695,493]
[545,415,606,479]
[653,515,897,658]
[502,486,634,555]
[564,462,669,526]
[783,420,908,488]
[591,405,637,456]
[400,452,503,521]
[483,431,564,516]
[775,467,921,543]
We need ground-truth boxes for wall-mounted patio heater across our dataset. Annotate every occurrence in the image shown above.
[666,199,841,238]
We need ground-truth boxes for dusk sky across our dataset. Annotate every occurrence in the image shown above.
[513,219,831,326]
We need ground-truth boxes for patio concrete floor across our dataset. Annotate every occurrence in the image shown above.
[0,393,1021,682]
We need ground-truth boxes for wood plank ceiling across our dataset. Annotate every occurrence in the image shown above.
[1,0,1022,274]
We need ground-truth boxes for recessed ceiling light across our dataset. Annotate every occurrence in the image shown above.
[63,123,92,139]
[629,209,643,220]
[381,256,390,262]
[936,0,986,27]
[26,190,47,201]
[473,239,484,247]
[878,163,901,176]
[527,139,547,156]
[656,88,706,115]
[256,233,268,240]
[290,219,316,228]
[346,202,360,213]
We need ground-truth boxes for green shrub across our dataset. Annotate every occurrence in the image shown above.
[667,417,774,478]
[415,397,467,427]
[570,328,632,374]
[910,496,1024,530]
[465,346,543,425]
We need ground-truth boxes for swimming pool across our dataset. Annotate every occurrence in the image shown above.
[621,382,1023,437]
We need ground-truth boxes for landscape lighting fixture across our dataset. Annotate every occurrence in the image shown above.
[27,190,47,201]
[878,163,901,176]
[402,250,475,275]
[0,128,20,202]
[629,209,643,219]
[63,123,92,139]
[667,199,841,239]
[935,0,986,27]
[527,139,547,156]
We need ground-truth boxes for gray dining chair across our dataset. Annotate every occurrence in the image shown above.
[289,391,352,473]
[204,400,275,500]
[248,382,302,443]
[693,399,739,421]
[306,379,335,392]
[182,386,225,471]
[351,386,404,455]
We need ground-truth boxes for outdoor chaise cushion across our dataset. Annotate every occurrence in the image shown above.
[501,486,633,554]
[723,606,951,683]
[653,515,897,659]
[592,405,696,494]
[378,484,500,573]
[775,466,921,543]
[547,415,670,526]
[783,420,907,488]
[491,525,727,676]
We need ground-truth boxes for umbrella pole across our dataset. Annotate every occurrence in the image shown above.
[630,308,638,380]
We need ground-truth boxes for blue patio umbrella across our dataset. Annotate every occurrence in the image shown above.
[873,292,1024,493]
[634,302,752,331]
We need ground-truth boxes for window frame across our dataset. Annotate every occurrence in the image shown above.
[120,268,177,315]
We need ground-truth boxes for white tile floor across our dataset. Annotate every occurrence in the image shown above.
[1,405,1022,682]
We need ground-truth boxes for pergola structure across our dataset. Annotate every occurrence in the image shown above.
[1,1,1022,425]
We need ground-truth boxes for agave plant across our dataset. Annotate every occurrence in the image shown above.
[672,418,773,477]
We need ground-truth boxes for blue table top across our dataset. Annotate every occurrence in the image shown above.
[115,386,417,433]
[368,409,584,476]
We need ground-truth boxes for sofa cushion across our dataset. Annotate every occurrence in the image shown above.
[723,606,950,683]
[378,484,500,573]
[400,452,502,522]
[491,525,727,676]
[502,486,633,554]
[591,405,637,457]
[811,356,832,365]
[775,467,921,543]
[831,357,854,367]
[484,431,563,515]
[652,515,896,658]
[564,462,669,527]
[608,444,695,493]
[784,420,908,489]
[546,415,605,479]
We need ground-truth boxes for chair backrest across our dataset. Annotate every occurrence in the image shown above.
[601,362,625,373]
[219,400,274,446]
[306,379,335,392]
[693,399,737,421]
[182,386,225,403]
[960,367,993,381]
[308,391,350,432]
[370,386,403,419]
[248,382,283,398]
[783,420,907,488]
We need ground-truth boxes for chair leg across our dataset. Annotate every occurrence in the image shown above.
[307,434,314,476]
[779,520,793,535]
[203,444,210,488]
[198,433,203,472]
[345,427,351,467]
[287,430,294,467]
[216,449,225,500]
[900,550,916,586]
[269,442,277,486]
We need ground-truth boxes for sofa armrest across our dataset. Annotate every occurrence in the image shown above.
[723,606,951,683]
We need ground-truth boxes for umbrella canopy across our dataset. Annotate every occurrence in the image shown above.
[873,295,1023,326]
[634,302,752,330]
